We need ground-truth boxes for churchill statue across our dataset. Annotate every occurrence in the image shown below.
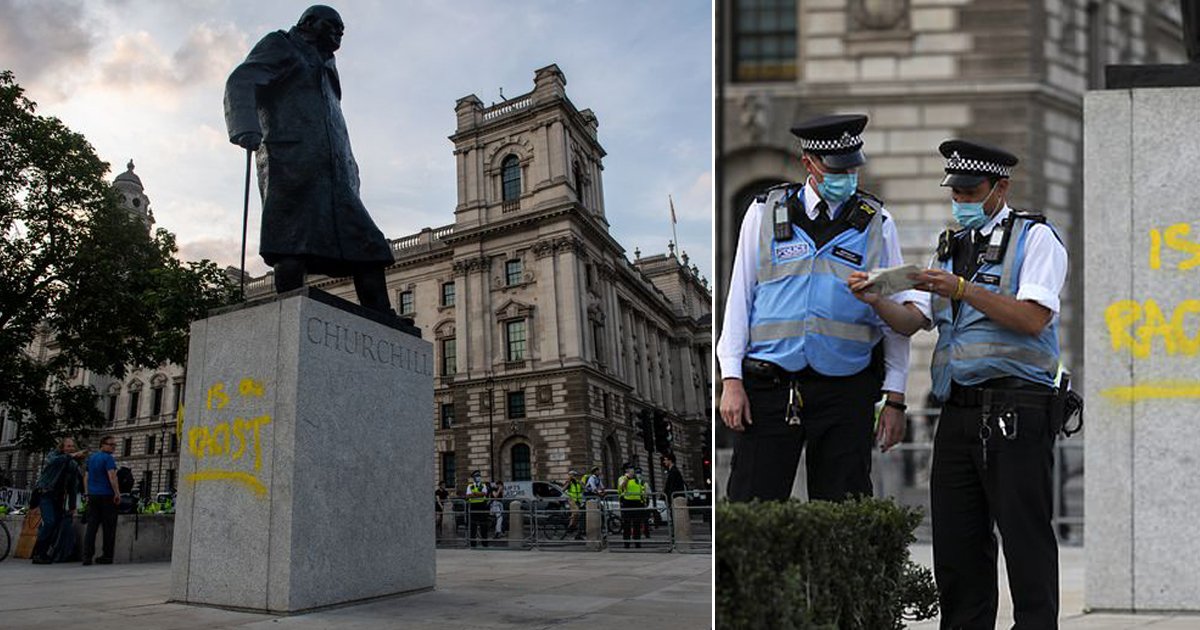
[225,5,395,315]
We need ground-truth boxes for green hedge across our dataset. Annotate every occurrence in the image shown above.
[717,497,938,629]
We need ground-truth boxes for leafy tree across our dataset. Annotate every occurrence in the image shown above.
[0,70,236,452]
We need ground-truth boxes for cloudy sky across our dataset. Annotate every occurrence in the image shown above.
[2,0,713,280]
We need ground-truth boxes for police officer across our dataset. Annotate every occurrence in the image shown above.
[717,114,922,502]
[617,463,644,548]
[563,469,585,539]
[465,470,490,548]
[908,140,1067,629]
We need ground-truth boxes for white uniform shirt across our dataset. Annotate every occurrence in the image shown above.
[908,204,1068,324]
[716,184,920,394]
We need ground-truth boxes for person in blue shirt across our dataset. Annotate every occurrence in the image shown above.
[82,435,122,565]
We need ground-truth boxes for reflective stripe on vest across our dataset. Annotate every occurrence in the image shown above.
[929,217,1061,400]
[468,483,487,504]
[746,186,885,375]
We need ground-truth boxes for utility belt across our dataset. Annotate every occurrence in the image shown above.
[742,358,843,428]
[948,376,1083,438]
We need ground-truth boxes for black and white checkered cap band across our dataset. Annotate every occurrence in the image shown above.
[945,153,1012,177]
[799,131,862,152]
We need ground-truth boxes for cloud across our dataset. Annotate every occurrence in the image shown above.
[98,22,245,94]
[0,0,100,99]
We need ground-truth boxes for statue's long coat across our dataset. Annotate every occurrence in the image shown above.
[224,28,393,276]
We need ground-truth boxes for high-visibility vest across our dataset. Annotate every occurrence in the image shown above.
[622,478,644,501]
[929,214,1061,400]
[566,480,583,502]
[746,186,887,376]
[467,482,488,504]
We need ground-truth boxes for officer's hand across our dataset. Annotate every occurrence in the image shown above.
[913,269,960,298]
[847,271,881,305]
[877,405,906,452]
[720,378,752,432]
[112,495,121,505]
[233,131,262,151]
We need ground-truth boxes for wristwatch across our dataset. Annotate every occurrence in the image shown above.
[883,400,907,412]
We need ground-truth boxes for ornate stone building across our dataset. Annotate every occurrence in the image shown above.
[1,65,713,497]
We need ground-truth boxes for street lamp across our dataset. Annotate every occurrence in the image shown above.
[485,372,496,480]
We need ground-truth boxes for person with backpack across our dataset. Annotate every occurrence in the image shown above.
[30,437,86,564]
[82,435,122,565]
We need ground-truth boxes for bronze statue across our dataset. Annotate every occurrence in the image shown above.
[225,5,395,315]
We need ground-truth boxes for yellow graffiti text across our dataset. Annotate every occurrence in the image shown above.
[206,383,229,410]
[1149,224,1200,271]
[184,470,268,497]
[186,415,272,470]
[1104,299,1200,358]
[176,403,185,439]
[238,378,265,398]
[1101,381,1200,402]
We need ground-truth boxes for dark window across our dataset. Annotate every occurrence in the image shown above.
[170,434,178,453]
[441,281,456,306]
[147,435,156,455]
[441,452,456,490]
[142,470,153,496]
[399,291,414,315]
[501,155,521,202]
[166,469,176,493]
[107,394,118,422]
[507,390,526,419]
[505,259,523,285]
[122,438,132,457]
[732,0,797,82]
[441,338,457,376]
[127,390,140,420]
[151,387,164,416]
[511,444,531,481]
[603,393,610,419]
[173,382,183,411]
[440,403,455,429]
[505,320,527,362]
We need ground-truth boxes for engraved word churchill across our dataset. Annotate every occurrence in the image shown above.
[305,316,432,375]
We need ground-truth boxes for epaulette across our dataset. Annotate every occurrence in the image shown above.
[846,189,883,231]
[754,181,795,204]
[1010,209,1047,224]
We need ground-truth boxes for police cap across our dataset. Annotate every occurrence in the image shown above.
[790,114,869,170]
[939,139,1018,188]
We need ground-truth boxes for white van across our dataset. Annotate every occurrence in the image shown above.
[501,480,569,507]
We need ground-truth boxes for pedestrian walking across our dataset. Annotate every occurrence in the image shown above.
[717,114,920,503]
[661,452,686,501]
[435,481,449,530]
[490,480,506,538]
[82,435,122,565]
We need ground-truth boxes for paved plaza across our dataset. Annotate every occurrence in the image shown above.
[0,549,711,630]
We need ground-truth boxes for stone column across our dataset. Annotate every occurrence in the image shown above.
[1083,87,1200,612]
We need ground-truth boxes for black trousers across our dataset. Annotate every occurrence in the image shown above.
[931,397,1059,629]
[726,366,879,502]
[468,504,490,547]
[83,495,118,561]
[620,498,643,545]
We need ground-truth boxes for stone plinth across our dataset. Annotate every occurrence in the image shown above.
[170,288,434,613]
[1083,88,1200,612]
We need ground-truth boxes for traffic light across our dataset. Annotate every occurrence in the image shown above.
[636,409,655,452]
[653,410,673,453]
[703,456,712,489]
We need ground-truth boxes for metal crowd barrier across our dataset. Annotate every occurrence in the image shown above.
[607,491,672,553]
[670,490,713,554]
[527,499,600,551]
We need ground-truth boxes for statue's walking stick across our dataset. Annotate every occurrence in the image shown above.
[240,148,251,300]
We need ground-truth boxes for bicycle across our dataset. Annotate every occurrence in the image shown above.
[0,516,11,562]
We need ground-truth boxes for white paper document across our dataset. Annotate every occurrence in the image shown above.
[864,263,922,297]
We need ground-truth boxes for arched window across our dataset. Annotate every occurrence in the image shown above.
[511,443,531,481]
[501,155,521,203]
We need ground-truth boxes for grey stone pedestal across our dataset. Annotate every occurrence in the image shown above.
[170,288,434,613]
[1083,88,1200,612]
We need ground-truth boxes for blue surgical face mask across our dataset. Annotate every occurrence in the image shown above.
[815,172,858,205]
[952,185,999,230]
